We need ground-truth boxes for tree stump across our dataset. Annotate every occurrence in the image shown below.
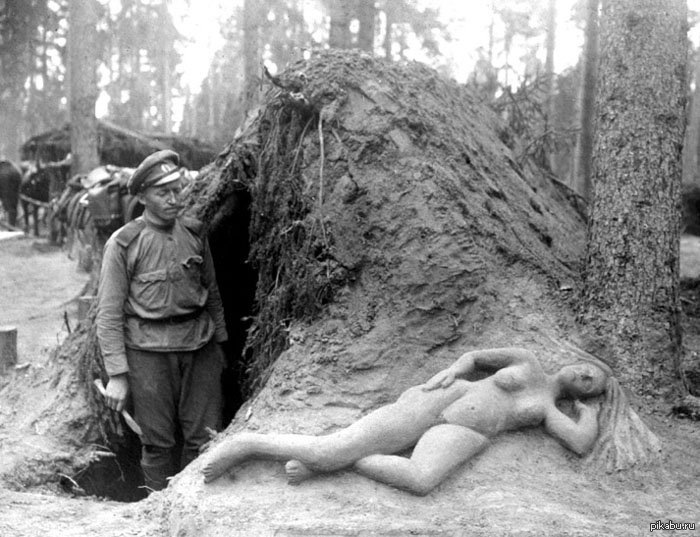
[0,326,18,373]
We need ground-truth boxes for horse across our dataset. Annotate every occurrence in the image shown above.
[20,161,70,236]
[0,160,21,228]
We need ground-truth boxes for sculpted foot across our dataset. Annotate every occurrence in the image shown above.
[285,459,315,485]
[202,457,233,483]
[202,441,249,483]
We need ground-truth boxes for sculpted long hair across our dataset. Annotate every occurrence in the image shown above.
[559,343,661,471]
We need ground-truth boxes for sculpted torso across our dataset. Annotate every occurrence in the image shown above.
[397,360,549,437]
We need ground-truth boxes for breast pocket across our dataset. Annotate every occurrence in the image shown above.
[133,269,169,312]
[175,255,206,306]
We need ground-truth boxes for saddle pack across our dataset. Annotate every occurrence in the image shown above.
[86,167,137,233]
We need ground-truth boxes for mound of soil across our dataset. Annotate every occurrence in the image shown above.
[155,51,698,535]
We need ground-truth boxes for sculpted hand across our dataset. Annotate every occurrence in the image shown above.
[574,399,600,418]
[105,375,129,413]
[422,369,456,391]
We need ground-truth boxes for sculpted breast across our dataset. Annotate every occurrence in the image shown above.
[493,367,527,392]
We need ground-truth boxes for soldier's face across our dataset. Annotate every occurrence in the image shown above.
[138,179,183,225]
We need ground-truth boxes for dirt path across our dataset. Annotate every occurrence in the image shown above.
[0,235,88,364]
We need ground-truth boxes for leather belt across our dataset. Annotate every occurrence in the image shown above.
[129,309,204,324]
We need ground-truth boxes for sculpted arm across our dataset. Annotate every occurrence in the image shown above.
[544,401,600,456]
[423,347,537,390]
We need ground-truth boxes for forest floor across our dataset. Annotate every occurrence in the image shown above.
[0,232,699,536]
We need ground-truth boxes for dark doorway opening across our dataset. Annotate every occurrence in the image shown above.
[208,187,257,425]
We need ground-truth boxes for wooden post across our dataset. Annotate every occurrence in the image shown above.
[78,296,96,322]
[0,326,18,373]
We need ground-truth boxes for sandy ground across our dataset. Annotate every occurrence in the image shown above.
[0,234,87,364]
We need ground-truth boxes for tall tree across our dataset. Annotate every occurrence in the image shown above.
[0,0,47,159]
[573,0,600,198]
[158,0,174,134]
[491,0,543,88]
[377,0,444,60]
[357,0,376,52]
[329,0,352,49]
[683,47,700,185]
[543,0,556,133]
[68,0,100,175]
[243,0,263,112]
[103,0,182,133]
[579,0,686,397]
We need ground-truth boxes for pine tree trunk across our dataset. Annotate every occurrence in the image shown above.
[682,48,700,185]
[573,0,600,199]
[68,0,100,175]
[383,10,392,58]
[40,20,49,132]
[27,38,39,136]
[544,0,556,128]
[1,0,28,161]
[162,52,172,133]
[579,0,686,398]
[329,0,351,49]
[160,2,172,134]
[487,0,495,66]
[357,1,375,53]
[243,0,261,112]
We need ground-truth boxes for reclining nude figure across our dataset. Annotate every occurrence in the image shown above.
[202,347,609,495]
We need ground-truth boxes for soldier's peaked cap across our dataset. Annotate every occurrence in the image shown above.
[127,149,181,195]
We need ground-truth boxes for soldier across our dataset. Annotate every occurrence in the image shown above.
[96,150,228,492]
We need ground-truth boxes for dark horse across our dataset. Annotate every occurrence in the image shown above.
[20,161,70,236]
[0,160,21,228]
[20,162,50,236]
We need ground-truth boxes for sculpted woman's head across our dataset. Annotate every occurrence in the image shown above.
[557,362,609,399]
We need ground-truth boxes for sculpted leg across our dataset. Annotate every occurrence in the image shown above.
[203,397,436,483]
[353,424,488,496]
[202,429,382,483]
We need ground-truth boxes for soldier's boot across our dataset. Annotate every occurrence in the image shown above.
[141,445,173,493]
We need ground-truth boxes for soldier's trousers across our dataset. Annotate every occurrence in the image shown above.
[126,339,224,491]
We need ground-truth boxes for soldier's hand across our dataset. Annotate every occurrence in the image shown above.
[105,375,130,413]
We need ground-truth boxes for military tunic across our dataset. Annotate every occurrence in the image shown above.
[97,215,228,375]
[96,215,228,487]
